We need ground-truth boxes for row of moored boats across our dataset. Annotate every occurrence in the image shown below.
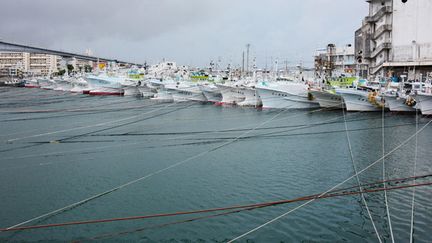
[13,72,432,115]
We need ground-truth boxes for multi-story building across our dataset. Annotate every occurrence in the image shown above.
[355,0,432,80]
[0,52,58,77]
[314,44,356,78]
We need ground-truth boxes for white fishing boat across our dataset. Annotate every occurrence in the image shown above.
[309,89,344,109]
[215,82,246,105]
[138,82,156,98]
[165,82,207,102]
[150,89,174,103]
[121,80,142,96]
[70,77,89,93]
[237,85,262,107]
[335,88,382,111]
[24,78,39,88]
[37,78,56,90]
[85,74,124,95]
[384,93,415,112]
[414,81,432,115]
[53,78,73,91]
[382,81,416,112]
[415,92,432,115]
[200,84,222,103]
[256,81,319,109]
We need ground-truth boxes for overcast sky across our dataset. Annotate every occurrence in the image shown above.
[0,0,368,68]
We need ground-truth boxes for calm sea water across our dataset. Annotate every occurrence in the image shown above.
[0,87,431,242]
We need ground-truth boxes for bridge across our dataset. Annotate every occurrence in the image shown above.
[0,40,141,66]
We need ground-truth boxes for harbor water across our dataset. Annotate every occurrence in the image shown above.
[0,87,431,242]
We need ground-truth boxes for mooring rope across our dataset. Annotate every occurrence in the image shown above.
[227,118,432,242]
[342,107,382,243]
[5,104,292,230]
[1,175,431,233]
[5,101,182,143]
[382,103,395,243]
[90,181,432,241]
[409,107,419,243]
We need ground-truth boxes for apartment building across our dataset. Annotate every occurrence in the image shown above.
[0,52,58,77]
[355,0,432,80]
[314,44,356,78]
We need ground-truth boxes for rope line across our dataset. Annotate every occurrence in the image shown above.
[342,107,382,242]
[409,106,419,243]
[5,101,184,143]
[90,182,432,241]
[1,176,431,233]
[5,105,292,230]
[382,102,395,243]
[227,118,432,242]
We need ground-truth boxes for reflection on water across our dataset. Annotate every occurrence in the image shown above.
[0,87,431,242]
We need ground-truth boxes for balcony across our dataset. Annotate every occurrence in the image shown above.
[365,6,392,23]
[373,24,392,39]
[30,63,49,67]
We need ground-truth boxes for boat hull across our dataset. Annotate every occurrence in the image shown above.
[336,89,381,111]
[166,87,207,102]
[200,86,222,103]
[415,93,432,115]
[384,95,415,112]
[138,85,155,98]
[123,86,142,96]
[256,87,319,109]
[237,87,262,107]
[89,87,124,96]
[215,84,245,105]
[309,90,344,109]
[151,90,174,103]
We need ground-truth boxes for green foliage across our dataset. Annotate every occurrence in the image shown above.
[56,69,66,76]
[67,64,74,73]
[84,64,93,73]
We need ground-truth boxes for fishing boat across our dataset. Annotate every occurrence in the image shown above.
[70,77,90,93]
[308,77,355,109]
[414,81,432,115]
[215,82,246,105]
[256,81,319,109]
[121,80,142,96]
[165,82,207,102]
[200,84,222,103]
[122,70,145,96]
[37,78,56,90]
[335,79,385,112]
[138,82,156,98]
[24,78,40,88]
[150,89,174,103]
[383,81,416,112]
[309,89,345,109]
[53,78,73,91]
[237,84,262,107]
[85,74,124,95]
[335,88,383,111]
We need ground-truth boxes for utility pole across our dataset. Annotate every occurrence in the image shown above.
[242,51,245,77]
[246,44,250,76]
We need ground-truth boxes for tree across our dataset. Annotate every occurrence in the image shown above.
[56,69,66,76]
[67,64,74,74]
[84,64,93,73]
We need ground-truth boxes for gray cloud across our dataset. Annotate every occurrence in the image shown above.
[0,0,367,66]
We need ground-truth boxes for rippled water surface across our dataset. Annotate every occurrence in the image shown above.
[0,87,431,242]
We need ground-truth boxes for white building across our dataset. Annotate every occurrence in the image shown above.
[355,0,432,80]
[0,52,58,77]
[314,44,356,78]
